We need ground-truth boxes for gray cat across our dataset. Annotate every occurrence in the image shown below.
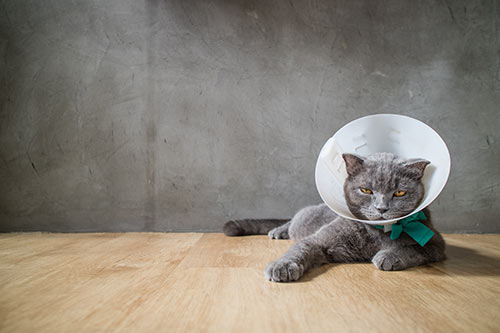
[223,153,446,282]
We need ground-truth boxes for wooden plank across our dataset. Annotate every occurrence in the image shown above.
[0,233,498,332]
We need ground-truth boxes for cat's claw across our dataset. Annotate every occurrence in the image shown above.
[372,250,406,271]
[265,259,304,282]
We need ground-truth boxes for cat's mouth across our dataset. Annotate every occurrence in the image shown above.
[353,206,410,221]
[379,213,409,220]
[358,210,404,221]
[357,210,385,221]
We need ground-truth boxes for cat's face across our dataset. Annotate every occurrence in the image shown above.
[342,153,429,220]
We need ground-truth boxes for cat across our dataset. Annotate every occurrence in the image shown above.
[223,152,446,282]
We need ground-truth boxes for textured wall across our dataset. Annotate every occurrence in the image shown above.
[0,0,499,232]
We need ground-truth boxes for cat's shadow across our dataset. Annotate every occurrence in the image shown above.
[297,244,500,282]
[425,244,500,277]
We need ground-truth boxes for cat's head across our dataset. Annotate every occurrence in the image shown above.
[342,153,429,220]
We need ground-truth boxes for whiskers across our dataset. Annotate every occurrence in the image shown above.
[360,208,409,221]
[360,208,383,221]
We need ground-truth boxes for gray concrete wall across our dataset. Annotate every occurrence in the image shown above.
[0,0,499,233]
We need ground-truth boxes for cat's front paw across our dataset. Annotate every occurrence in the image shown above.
[268,227,289,239]
[264,259,304,282]
[372,250,406,271]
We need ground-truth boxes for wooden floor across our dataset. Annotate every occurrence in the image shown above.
[0,233,499,332]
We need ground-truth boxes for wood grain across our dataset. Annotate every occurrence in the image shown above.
[0,233,499,332]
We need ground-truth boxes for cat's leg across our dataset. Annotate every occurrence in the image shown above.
[265,217,375,282]
[264,236,327,282]
[265,218,345,282]
[372,242,446,271]
[268,222,291,239]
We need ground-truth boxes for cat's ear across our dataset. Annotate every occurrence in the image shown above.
[342,154,365,176]
[403,159,430,180]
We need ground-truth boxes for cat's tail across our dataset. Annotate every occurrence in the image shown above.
[223,219,289,236]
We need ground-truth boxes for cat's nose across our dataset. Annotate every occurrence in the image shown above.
[377,208,388,214]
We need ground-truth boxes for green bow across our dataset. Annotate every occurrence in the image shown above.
[375,211,434,247]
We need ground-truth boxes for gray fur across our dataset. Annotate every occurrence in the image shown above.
[343,153,429,220]
[223,153,446,282]
[223,219,290,236]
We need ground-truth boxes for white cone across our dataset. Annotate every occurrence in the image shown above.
[315,114,451,225]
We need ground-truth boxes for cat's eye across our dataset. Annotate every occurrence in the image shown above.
[360,188,372,194]
[394,190,406,197]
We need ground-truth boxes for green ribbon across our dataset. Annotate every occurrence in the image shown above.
[375,211,434,247]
